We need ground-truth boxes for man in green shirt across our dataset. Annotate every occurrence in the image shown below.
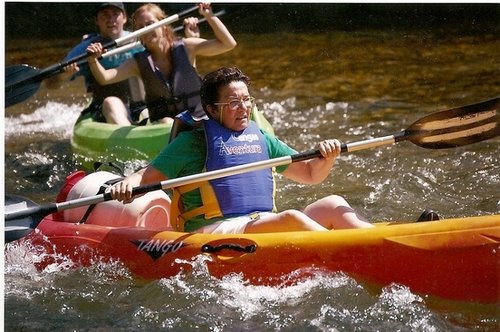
[109,67,373,233]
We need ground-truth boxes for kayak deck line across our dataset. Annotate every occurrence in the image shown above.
[384,226,500,250]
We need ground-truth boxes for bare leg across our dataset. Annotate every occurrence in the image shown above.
[128,77,146,103]
[102,97,131,125]
[244,210,329,233]
[157,117,175,125]
[303,195,373,229]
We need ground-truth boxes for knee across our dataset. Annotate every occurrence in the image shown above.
[102,97,124,115]
[317,195,349,209]
[279,209,305,222]
[277,209,328,231]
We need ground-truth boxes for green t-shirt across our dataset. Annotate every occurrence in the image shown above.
[151,125,297,231]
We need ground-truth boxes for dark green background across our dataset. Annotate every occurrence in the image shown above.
[5,2,500,39]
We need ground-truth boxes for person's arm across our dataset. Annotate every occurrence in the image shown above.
[109,166,167,203]
[44,63,79,89]
[86,42,140,85]
[282,139,341,185]
[183,3,236,60]
[45,38,94,89]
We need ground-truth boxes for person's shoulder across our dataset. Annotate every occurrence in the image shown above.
[185,126,205,141]
[261,129,297,157]
[171,127,205,146]
[175,38,185,45]
[260,128,281,144]
[172,39,188,51]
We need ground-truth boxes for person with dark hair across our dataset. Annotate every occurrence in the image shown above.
[108,67,374,234]
[86,2,237,126]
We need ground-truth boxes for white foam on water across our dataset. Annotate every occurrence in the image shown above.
[4,102,82,139]
[3,233,132,299]
[215,270,353,320]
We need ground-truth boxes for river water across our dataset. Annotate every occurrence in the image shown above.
[4,24,500,332]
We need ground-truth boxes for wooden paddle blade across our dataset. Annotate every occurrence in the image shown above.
[5,65,42,107]
[405,97,500,149]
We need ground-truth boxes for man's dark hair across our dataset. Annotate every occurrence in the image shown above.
[200,67,251,111]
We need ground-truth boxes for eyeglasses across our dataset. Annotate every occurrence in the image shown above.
[214,96,255,110]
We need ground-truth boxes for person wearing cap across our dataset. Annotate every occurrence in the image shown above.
[45,2,202,125]
[86,3,237,129]
[108,67,374,234]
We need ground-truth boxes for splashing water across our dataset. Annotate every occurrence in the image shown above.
[4,29,500,331]
[4,102,82,139]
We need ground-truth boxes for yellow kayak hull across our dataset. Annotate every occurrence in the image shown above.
[27,213,500,304]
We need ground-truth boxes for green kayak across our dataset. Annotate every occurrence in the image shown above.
[71,108,275,166]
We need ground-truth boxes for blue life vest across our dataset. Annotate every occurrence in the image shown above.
[204,119,275,216]
[169,119,276,231]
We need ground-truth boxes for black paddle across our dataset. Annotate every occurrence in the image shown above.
[5,5,199,108]
[4,97,499,243]
[5,195,40,243]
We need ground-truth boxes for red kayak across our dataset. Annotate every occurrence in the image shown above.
[14,171,500,305]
